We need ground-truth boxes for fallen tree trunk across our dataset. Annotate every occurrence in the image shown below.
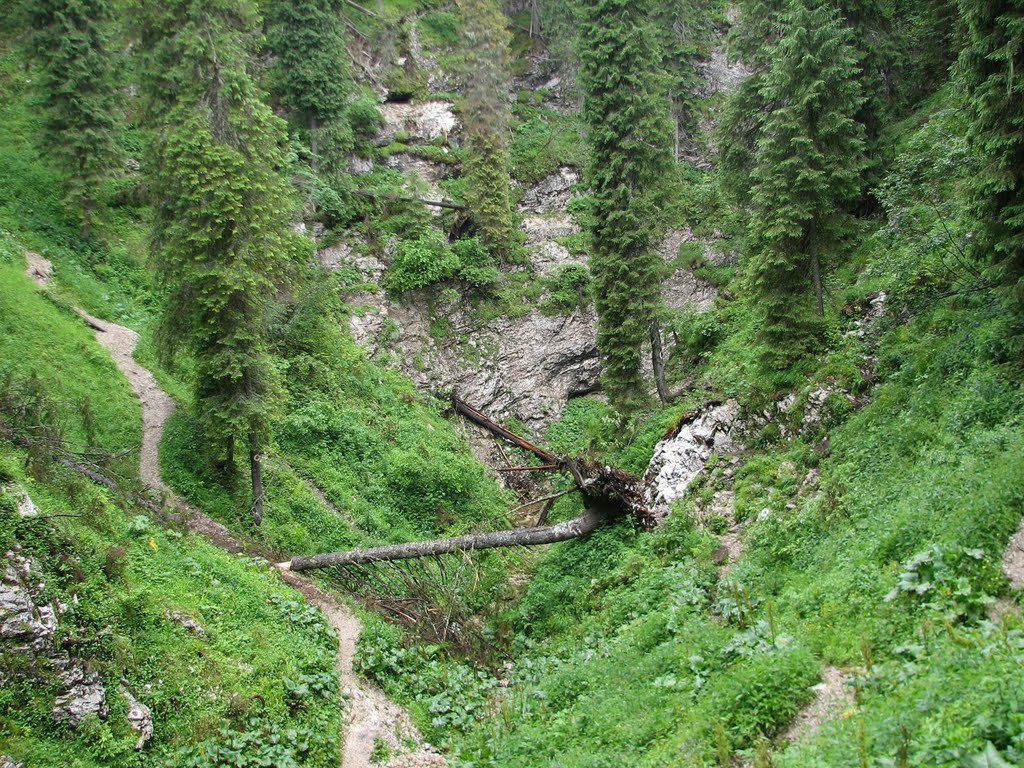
[284,507,606,571]
[452,396,563,466]
[353,190,466,211]
[282,400,654,572]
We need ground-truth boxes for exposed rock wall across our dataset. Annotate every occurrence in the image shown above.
[1,550,107,728]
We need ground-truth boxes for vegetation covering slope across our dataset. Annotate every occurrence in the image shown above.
[1,0,1023,766]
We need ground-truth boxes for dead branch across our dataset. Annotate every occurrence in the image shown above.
[285,507,606,571]
[284,399,654,572]
[354,190,466,211]
[452,396,562,466]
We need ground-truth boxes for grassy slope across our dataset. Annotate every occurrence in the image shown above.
[0,50,342,767]
[0,252,341,767]
[352,97,1024,767]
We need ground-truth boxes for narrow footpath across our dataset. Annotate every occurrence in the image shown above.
[25,253,444,768]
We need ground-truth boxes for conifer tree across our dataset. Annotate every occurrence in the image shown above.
[459,0,515,261]
[265,0,353,171]
[578,0,673,411]
[959,0,1024,313]
[747,0,865,369]
[141,0,305,524]
[27,0,119,238]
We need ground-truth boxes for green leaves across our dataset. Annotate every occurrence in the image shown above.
[741,0,866,369]
[961,742,1020,768]
[578,0,673,412]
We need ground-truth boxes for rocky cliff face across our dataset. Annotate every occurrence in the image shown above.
[322,23,737,436]
[324,163,719,432]
[0,549,108,728]
[0,512,152,746]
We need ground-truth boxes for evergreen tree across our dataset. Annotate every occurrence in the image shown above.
[959,0,1024,313]
[141,0,305,524]
[27,0,120,238]
[459,0,515,261]
[747,0,866,369]
[578,0,673,411]
[265,0,353,171]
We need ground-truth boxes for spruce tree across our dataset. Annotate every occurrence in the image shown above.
[578,0,673,411]
[265,0,353,172]
[459,0,515,261]
[141,0,305,524]
[959,0,1024,312]
[747,0,865,369]
[27,0,119,238]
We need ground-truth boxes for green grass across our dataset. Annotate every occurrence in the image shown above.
[0,446,341,767]
[0,49,154,328]
[0,244,340,766]
[0,251,139,456]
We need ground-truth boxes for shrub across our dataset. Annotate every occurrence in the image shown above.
[383,232,460,294]
[542,264,592,315]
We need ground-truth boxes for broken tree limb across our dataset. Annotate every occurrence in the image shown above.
[496,464,560,473]
[282,400,655,573]
[285,507,606,571]
[452,396,562,466]
[353,190,466,211]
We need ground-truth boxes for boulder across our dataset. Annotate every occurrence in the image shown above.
[121,685,154,749]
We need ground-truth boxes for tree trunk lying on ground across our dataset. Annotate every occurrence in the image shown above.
[283,396,654,573]
[285,507,606,570]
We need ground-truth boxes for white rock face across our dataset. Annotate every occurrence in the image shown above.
[377,101,458,144]
[517,167,580,214]
[695,47,751,98]
[121,686,154,749]
[644,400,742,511]
[0,551,108,727]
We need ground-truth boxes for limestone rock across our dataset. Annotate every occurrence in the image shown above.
[53,667,108,727]
[1,552,109,728]
[0,755,26,768]
[644,400,742,513]
[376,101,458,145]
[164,609,206,639]
[517,167,580,214]
[121,685,154,749]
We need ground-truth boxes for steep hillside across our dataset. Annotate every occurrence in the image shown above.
[1,1,1023,767]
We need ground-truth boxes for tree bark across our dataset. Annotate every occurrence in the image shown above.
[650,321,670,404]
[810,235,824,316]
[250,428,264,526]
[285,507,607,571]
[309,113,319,172]
[452,396,562,466]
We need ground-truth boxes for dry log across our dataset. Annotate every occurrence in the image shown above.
[452,396,562,466]
[354,190,466,211]
[282,400,655,572]
[284,507,606,571]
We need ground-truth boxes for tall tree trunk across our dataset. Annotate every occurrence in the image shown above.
[309,113,319,172]
[286,507,607,571]
[80,197,93,240]
[250,428,264,526]
[810,230,824,316]
[650,321,670,404]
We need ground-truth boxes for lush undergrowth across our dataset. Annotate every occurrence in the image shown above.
[0,251,340,767]
[0,50,153,328]
[352,91,1024,768]
[159,283,513,558]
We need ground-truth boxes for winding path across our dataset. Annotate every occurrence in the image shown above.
[25,253,444,768]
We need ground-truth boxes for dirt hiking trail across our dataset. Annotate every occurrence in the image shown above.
[25,253,444,768]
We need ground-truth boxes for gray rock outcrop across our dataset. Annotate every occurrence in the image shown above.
[643,400,742,514]
[121,685,154,749]
[1,551,109,728]
[376,101,458,145]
